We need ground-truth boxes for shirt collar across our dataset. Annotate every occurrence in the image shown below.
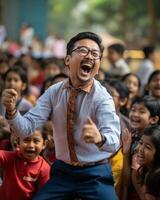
[63,78,93,93]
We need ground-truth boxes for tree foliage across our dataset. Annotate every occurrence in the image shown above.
[48,0,160,45]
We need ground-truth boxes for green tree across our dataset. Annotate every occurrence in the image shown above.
[48,0,160,45]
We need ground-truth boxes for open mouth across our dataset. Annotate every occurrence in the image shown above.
[25,150,35,155]
[137,154,144,162]
[81,62,93,74]
[131,119,140,124]
[154,87,160,91]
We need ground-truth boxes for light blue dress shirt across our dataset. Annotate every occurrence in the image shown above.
[8,79,120,165]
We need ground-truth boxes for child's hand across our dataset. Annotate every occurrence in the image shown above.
[121,128,132,155]
[2,89,18,112]
[83,117,102,145]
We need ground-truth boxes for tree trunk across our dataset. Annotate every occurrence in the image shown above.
[146,0,157,44]
[119,0,128,40]
[0,0,2,24]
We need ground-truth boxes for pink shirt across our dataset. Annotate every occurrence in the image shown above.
[0,150,50,200]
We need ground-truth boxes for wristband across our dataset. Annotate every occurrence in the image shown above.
[6,108,17,119]
[96,134,106,147]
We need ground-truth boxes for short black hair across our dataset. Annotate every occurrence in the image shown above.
[108,43,125,55]
[147,70,160,85]
[66,32,104,58]
[131,95,160,122]
[107,80,130,100]
[145,167,160,197]
[143,125,160,167]
[40,73,68,95]
[142,45,155,58]
[3,65,29,95]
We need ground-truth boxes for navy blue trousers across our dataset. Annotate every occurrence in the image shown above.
[32,160,118,200]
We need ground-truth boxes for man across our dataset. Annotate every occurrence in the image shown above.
[2,32,120,200]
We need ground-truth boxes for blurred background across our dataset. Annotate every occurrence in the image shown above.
[0,0,160,70]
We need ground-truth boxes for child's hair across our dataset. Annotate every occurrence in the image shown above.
[131,95,160,124]
[138,125,160,184]
[16,127,48,147]
[107,43,125,55]
[143,70,160,98]
[36,127,48,141]
[144,125,160,167]
[3,65,29,95]
[107,79,130,100]
[145,167,160,197]
[142,45,155,59]
[121,73,141,90]
[40,73,68,95]
[147,70,160,85]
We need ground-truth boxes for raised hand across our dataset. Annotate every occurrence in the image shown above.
[121,128,132,155]
[83,117,102,144]
[2,89,18,113]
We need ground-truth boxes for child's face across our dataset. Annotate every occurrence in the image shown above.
[129,103,152,132]
[124,75,139,98]
[137,135,156,168]
[5,71,26,98]
[110,87,120,113]
[44,64,61,78]
[148,73,160,100]
[18,130,46,161]
[107,48,121,63]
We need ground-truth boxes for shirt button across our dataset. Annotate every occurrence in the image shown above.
[24,162,27,165]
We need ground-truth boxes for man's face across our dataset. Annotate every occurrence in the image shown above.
[65,39,101,87]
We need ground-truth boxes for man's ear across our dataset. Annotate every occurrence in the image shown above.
[64,55,70,67]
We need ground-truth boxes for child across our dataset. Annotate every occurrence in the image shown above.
[136,45,155,91]
[0,65,33,115]
[103,80,130,198]
[104,80,130,131]
[40,73,68,95]
[145,70,160,101]
[107,43,130,78]
[121,95,160,200]
[42,121,56,164]
[122,73,141,117]
[0,128,50,200]
[133,125,160,200]
[43,58,61,79]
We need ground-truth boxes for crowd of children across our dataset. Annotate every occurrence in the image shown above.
[0,32,160,200]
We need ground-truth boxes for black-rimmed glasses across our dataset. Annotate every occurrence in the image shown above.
[71,46,101,60]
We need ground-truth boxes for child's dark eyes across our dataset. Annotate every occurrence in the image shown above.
[23,139,41,144]
[130,107,147,114]
[24,138,30,142]
[34,140,41,144]
[139,109,147,113]
[139,140,152,150]
[145,145,152,150]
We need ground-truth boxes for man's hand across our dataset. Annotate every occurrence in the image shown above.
[83,117,102,144]
[2,89,18,113]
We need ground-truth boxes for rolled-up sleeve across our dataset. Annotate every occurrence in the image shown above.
[96,95,121,153]
[8,89,52,138]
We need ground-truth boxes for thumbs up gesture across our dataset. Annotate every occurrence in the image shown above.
[83,117,102,144]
